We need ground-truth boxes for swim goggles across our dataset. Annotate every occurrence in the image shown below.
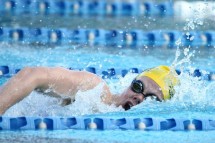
[131,79,144,94]
[131,78,161,101]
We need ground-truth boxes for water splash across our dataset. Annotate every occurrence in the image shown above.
[168,48,215,114]
[168,0,215,108]
[4,83,123,117]
[171,47,214,106]
[171,46,195,69]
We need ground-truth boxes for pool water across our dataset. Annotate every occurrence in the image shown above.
[0,42,215,142]
[1,130,215,143]
[0,0,215,142]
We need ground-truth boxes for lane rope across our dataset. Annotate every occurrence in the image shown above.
[0,66,214,81]
[0,0,174,16]
[0,0,214,19]
[0,116,215,131]
[0,27,215,47]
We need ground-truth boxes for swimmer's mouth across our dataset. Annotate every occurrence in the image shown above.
[123,101,134,111]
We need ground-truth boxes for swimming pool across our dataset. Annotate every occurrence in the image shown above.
[0,0,215,142]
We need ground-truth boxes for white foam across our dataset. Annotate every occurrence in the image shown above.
[4,83,123,117]
[174,1,215,20]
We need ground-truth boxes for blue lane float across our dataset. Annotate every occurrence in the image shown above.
[0,27,215,47]
[0,0,174,16]
[0,116,215,131]
[0,66,9,75]
[0,66,214,81]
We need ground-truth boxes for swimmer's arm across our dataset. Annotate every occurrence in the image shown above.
[0,67,111,115]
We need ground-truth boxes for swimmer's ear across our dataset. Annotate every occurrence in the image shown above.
[60,98,73,106]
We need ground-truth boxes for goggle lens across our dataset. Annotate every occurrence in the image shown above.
[131,80,144,94]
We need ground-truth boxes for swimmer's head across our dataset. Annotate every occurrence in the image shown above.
[117,65,179,111]
[137,65,179,100]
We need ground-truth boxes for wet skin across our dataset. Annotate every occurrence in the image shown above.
[116,76,164,110]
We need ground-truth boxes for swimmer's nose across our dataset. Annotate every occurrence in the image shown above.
[132,95,144,105]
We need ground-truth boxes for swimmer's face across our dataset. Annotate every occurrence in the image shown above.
[118,76,163,110]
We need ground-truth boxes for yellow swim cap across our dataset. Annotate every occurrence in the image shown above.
[138,65,179,100]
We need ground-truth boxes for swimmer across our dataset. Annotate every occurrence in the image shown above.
[0,65,179,114]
